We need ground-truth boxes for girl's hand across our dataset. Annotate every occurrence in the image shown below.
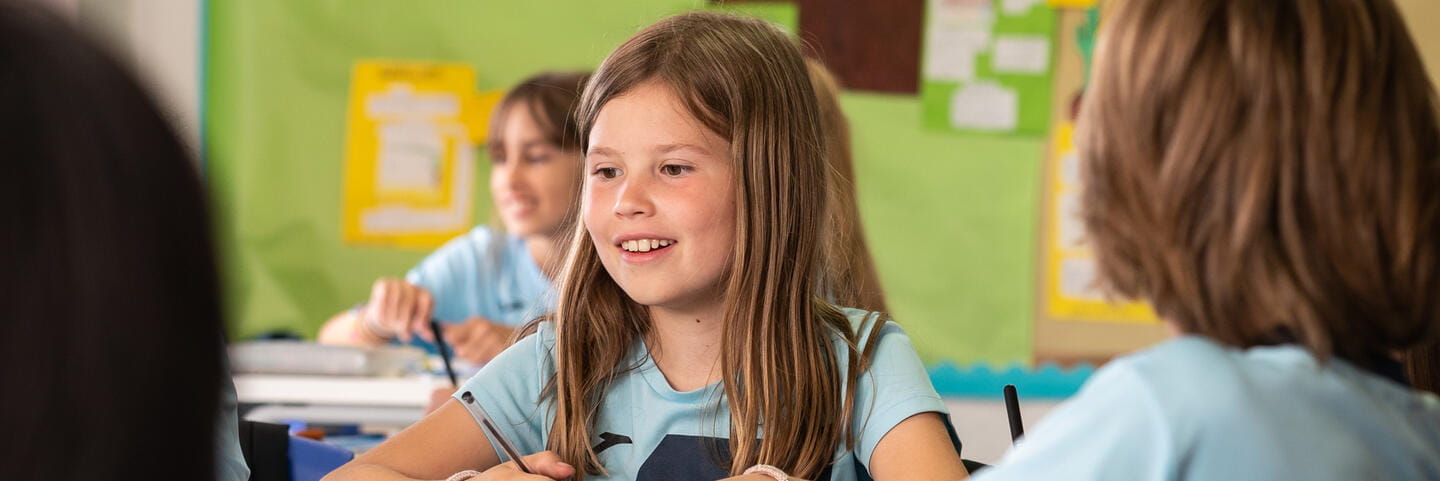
[446,317,516,364]
[474,451,576,480]
[362,278,435,343]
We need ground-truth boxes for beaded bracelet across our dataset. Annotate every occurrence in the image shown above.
[743,464,790,481]
[445,469,482,481]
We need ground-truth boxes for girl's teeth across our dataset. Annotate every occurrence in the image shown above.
[622,239,675,252]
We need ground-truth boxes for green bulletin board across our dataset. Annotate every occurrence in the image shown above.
[205,0,1042,367]
[708,1,799,35]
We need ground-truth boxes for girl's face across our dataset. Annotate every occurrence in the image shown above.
[584,81,736,312]
[490,104,583,238]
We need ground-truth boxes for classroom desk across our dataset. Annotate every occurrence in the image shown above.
[235,374,1061,463]
[235,373,447,428]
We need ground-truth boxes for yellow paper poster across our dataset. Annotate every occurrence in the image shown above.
[1042,122,1158,323]
[1047,0,1096,7]
[341,60,489,248]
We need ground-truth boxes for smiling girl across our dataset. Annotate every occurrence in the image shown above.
[323,12,967,481]
[319,72,587,363]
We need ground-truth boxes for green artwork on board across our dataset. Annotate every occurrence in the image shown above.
[920,0,1057,136]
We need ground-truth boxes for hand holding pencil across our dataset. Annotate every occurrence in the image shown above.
[463,451,575,480]
[444,317,516,364]
[360,278,435,343]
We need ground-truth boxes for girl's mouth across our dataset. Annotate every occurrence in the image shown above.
[619,238,676,253]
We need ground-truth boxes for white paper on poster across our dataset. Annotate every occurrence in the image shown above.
[925,38,982,82]
[949,81,1018,131]
[1059,258,1101,299]
[1058,191,1087,248]
[1060,151,1081,187]
[375,122,443,191]
[923,0,995,82]
[361,133,474,233]
[1001,0,1044,15]
[992,35,1051,74]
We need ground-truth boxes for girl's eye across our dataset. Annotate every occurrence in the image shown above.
[661,164,691,176]
[525,153,552,164]
[594,167,621,179]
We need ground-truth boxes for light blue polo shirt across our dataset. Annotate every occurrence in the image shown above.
[454,308,953,480]
[972,336,1440,481]
[405,226,553,328]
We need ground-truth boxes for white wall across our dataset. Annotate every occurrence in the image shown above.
[28,0,202,155]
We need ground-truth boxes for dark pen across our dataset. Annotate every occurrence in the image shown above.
[428,319,458,387]
[1004,384,1024,443]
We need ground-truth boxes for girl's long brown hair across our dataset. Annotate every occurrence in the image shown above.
[528,12,886,479]
[806,58,889,314]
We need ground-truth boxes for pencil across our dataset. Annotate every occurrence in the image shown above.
[461,391,533,473]
[429,319,458,387]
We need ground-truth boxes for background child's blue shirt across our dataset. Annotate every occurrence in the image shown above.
[453,308,953,480]
[972,336,1440,481]
[400,226,552,351]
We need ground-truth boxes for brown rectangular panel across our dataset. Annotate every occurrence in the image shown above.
[717,0,924,94]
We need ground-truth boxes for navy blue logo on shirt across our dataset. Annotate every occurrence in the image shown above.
[632,434,836,481]
[593,432,632,454]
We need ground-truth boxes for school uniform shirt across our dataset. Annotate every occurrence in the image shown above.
[972,336,1440,481]
[453,308,952,480]
[405,225,554,329]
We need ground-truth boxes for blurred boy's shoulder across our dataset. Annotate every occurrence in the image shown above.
[1107,335,1440,467]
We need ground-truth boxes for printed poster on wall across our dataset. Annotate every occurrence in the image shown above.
[1037,5,1155,324]
[1046,0,1096,7]
[1040,122,1158,323]
[921,0,1057,136]
[340,60,497,248]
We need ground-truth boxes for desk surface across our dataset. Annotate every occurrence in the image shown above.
[235,375,1059,463]
[243,404,426,428]
[234,373,446,408]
